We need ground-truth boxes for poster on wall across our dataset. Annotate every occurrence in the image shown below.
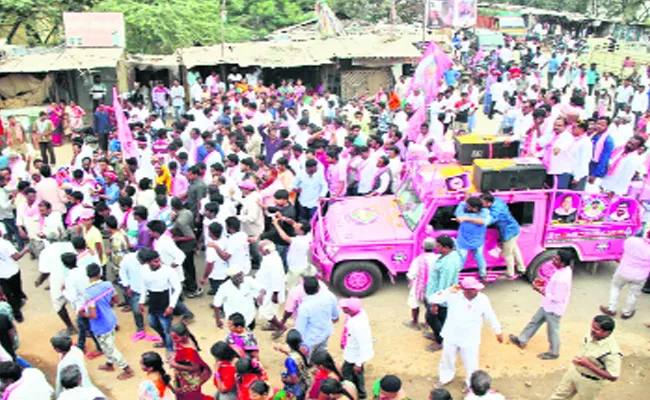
[426,0,476,29]
[426,0,453,29]
[453,0,477,28]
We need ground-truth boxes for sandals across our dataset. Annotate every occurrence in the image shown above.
[538,352,559,360]
[426,343,443,352]
[509,334,526,349]
[402,321,420,331]
[621,310,635,319]
[599,305,616,317]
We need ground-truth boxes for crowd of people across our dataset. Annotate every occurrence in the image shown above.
[0,31,648,399]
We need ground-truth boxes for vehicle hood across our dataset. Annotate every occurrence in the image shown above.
[324,196,413,244]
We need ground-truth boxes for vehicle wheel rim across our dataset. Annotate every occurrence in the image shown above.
[344,271,373,293]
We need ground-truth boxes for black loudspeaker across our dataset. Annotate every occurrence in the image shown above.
[473,158,547,191]
[455,135,520,165]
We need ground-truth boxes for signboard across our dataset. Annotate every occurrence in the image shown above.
[425,0,476,29]
[63,12,125,48]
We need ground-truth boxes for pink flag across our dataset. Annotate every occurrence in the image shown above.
[112,87,138,160]
[405,41,453,141]
[407,41,453,103]
[472,46,485,67]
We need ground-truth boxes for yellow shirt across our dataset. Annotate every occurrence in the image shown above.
[155,165,172,193]
[84,226,107,265]
[574,334,622,379]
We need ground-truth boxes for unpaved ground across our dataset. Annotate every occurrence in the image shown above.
[15,130,650,399]
[16,252,650,399]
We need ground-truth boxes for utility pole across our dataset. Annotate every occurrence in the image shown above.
[221,0,226,59]
[390,0,397,38]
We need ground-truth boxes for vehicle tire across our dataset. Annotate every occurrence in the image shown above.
[332,261,383,298]
[526,249,574,282]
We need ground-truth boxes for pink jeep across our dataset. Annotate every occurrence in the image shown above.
[312,163,642,297]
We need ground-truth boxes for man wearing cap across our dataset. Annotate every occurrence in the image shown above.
[341,297,374,399]
[213,265,265,330]
[428,276,503,389]
[549,315,622,400]
[510,249,574,360]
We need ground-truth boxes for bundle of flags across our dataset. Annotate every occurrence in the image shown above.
[405,41,453,141]
[112,87,138,160]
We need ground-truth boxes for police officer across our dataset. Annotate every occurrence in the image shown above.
[550,315,622,399]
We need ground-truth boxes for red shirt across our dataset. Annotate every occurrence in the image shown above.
[214,360,237,393]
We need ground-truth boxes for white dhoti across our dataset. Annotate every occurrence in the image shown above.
[407,286,424,309]
[439,341,480,387]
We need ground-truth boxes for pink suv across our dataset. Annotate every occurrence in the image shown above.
[312,163,641,297]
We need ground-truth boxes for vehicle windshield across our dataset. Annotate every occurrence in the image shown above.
[499,17,525,29]
[478,34,504,47]
[395,179,426,231]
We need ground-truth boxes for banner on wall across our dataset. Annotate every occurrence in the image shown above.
[425,0,476,29]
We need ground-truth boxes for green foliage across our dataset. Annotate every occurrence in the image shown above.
[93,0,316,54]
[0,0,98,44]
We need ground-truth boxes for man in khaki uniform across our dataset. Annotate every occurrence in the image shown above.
[550,315,622,399]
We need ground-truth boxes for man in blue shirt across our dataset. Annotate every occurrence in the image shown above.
[547,53,560,84]
[82,263,134,380]
[589,116,615,185]
[444,68,461,88]
[454,196,490,282]
[93,104,111,153]
[295,277,339,361]
[480,193,524,279]
[424,235,461,352]
[293,159,328,220]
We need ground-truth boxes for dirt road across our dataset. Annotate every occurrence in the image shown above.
[14,134,650,399]
[15,251,650,399]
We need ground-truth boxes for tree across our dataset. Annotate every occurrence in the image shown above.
[93,0,316,54]
[0,0,98,45]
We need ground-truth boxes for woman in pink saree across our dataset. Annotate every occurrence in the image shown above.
[47,102,65,146]
[67,100,86,131]
[260,157,295,206]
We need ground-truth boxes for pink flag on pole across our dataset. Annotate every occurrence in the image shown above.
[405,41,453,141]
[112,87,138,160]
[407,41,453,103]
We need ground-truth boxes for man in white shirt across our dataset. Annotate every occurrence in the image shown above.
[213,265,265,329]
[50,333,95,397]
[512,101,535,142]
[544,118,574,189]
[256,240,286,335]
[0,238,29,323]
[614,80,634,117]
[224,216,252,275]
[0,363,54,399]
[170,80,186,122]
[569,121,594,191]
[138,248,182,353]
[428,276,503,389]
[407,89,425,111]
[35,241,76,332]
[340,297,374,399]
[601,135,646,195]
[200,221,229,296]
[118,251,154,342]
[631,84,648,122]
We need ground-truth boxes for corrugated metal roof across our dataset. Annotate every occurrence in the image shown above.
[0,47,123,73]
[179,35,421,68]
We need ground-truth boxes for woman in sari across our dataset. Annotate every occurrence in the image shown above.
[47,101,64,146]
[68,100,85,131]
[5,116,28,158]
[318,378,357,400]
[260,157,295,206]
[170,323,212,400]
[309,352,343,399]
[236,357,269,400]
[138,352,175,400]
[254,155,277,190]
